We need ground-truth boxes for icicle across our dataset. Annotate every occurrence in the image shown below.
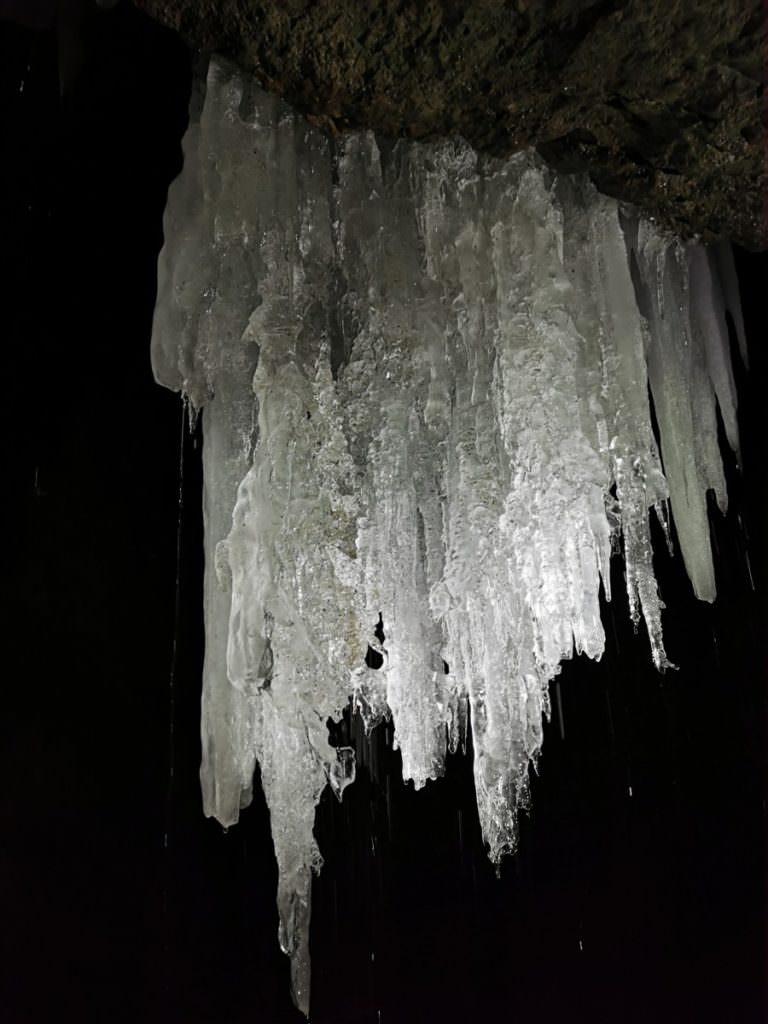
[626,223,740,603]
[713,241,748,368]
[150,57,745,1015]
[688,247,741,460]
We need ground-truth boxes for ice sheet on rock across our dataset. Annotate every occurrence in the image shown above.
[334,137,457,791]
[151,55,744,1016]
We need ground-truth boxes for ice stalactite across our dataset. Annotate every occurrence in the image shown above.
[151,58,743,1015]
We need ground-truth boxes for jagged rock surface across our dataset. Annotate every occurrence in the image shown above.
[135,0,765,249]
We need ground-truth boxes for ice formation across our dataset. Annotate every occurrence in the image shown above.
[151,58,743,1015]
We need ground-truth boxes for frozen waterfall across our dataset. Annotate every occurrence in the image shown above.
[151,57,743,1016]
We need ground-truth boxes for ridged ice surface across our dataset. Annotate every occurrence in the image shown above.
[151,58,743,1015]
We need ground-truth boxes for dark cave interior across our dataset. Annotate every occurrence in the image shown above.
[2,5,766,1022]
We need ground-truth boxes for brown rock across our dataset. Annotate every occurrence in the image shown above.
[134,0,766,249]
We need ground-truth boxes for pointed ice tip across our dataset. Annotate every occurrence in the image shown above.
[290,956,311,1018]
[692,583,717,604]
[329,745,356,801]
[655,652,678,674]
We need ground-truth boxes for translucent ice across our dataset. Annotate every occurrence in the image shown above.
[151,57,744,1015]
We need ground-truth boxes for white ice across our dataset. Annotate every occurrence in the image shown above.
[151,57,744,1015]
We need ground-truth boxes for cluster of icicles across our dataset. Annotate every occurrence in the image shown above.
[151,58,745,1014]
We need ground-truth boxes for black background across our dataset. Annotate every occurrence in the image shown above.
[2,4,766,1022]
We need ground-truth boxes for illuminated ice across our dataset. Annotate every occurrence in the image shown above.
[151,57,743,1015]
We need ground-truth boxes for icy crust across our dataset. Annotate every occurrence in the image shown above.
[151,58,743,1015]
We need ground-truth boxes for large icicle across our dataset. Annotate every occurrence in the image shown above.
[151,58,744,1014]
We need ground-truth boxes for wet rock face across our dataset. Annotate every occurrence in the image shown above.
[134,0,765,249]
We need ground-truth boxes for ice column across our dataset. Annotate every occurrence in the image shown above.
[151,57,744,1014]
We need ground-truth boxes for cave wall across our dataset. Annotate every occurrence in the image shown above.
[135,0,766,249]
